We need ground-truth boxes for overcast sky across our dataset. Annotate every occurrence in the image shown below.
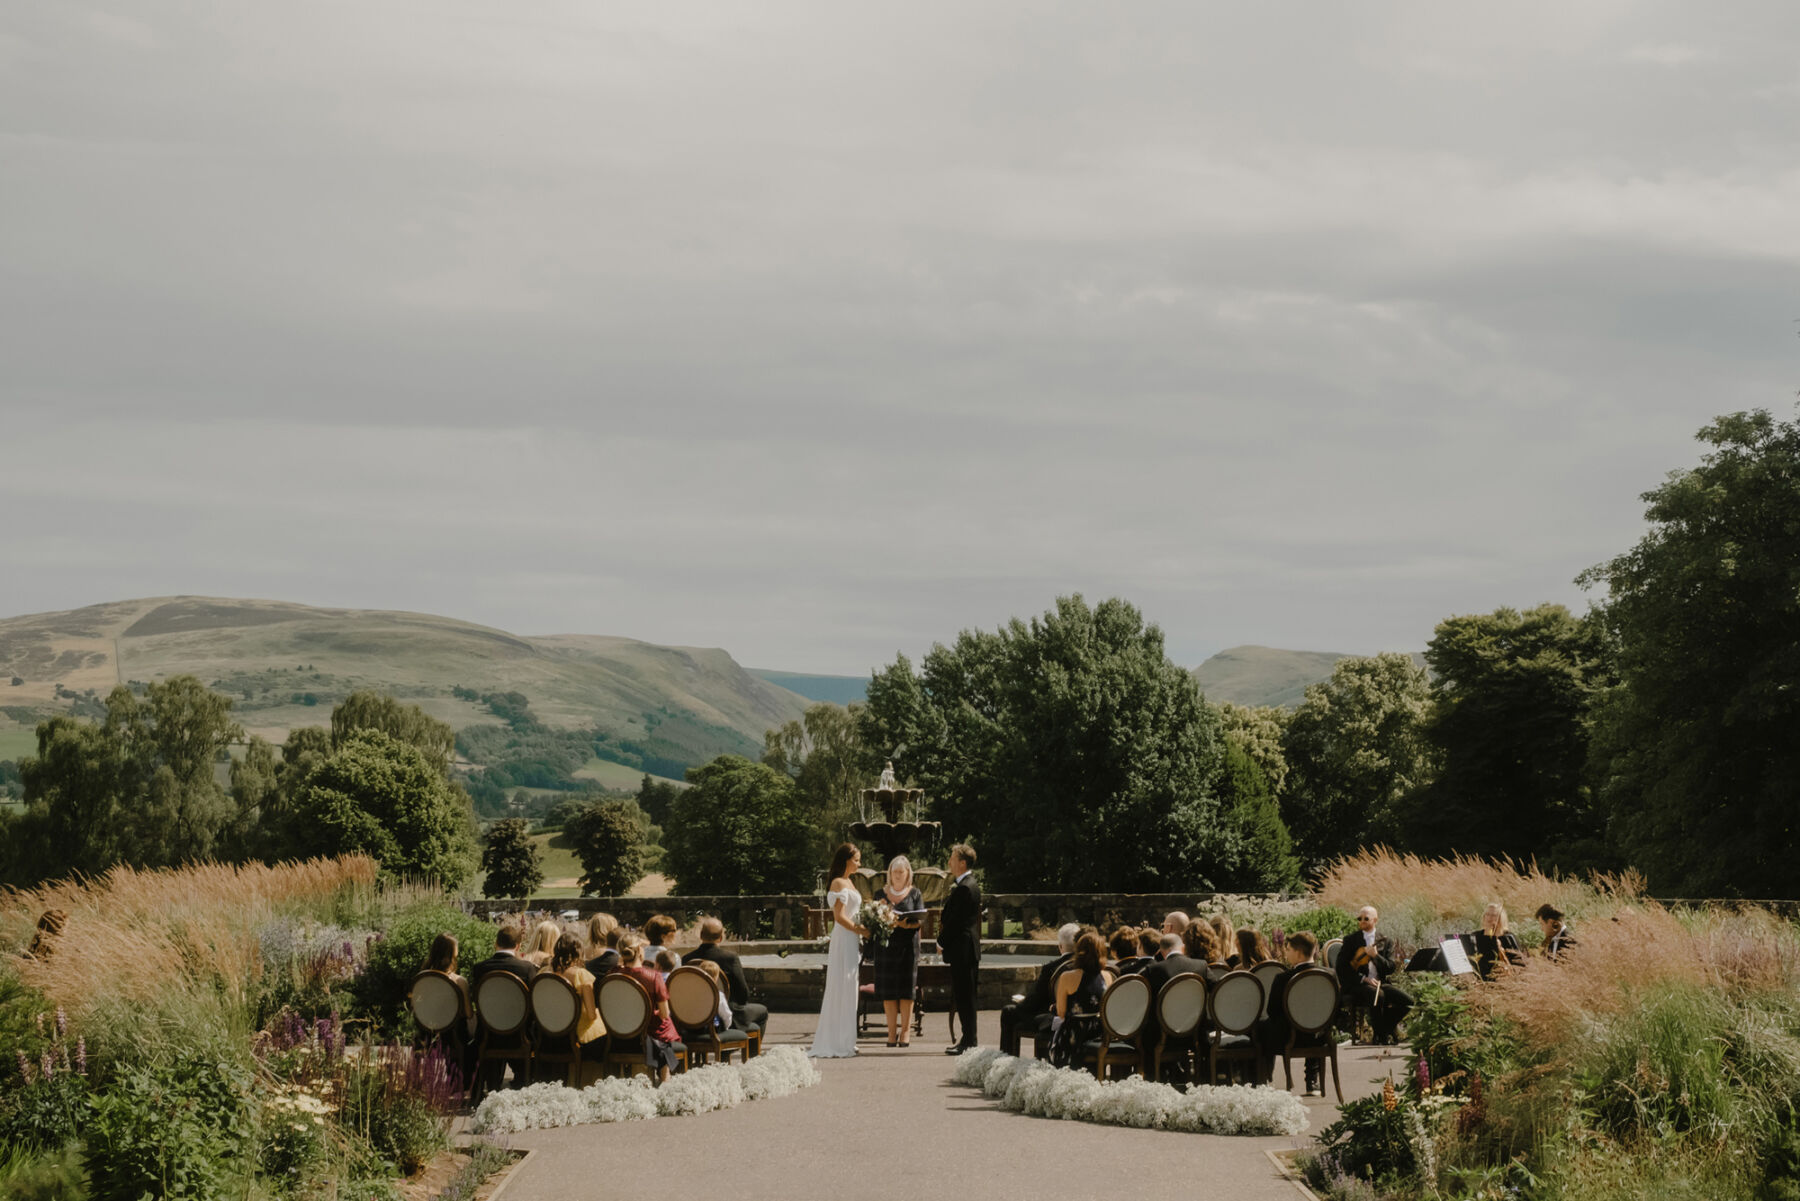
[4,4,1798,675]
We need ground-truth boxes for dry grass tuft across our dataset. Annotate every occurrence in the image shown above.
[1,857,377,1023]
[1315,847,1641,932]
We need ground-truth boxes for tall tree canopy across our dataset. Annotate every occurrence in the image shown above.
[857,595,1235,891]
[1403,604,1606,867]
[663,755,814,895]
[1580,408,1800,896]
[761,701,869,862]
[1281,653,1434,869]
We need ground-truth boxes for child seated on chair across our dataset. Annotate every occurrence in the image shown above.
[693,959,734,1028]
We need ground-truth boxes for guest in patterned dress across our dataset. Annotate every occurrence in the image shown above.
[872,856,926,1047]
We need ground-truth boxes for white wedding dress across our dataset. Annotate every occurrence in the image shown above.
[809,887,861,1058]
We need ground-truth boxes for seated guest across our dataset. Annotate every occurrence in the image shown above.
[1536,904,1575,960]
[1137,921,1220,1082]
[1237,928,1272,967]
[655,947,680,977]
[551,933,606,1060]
[682,916,769,1035]
[1473,903,1526,981]
[1162,911,1189,937]
[1157,933,1182,960]
[1136,927,1161,961]
[1336,906,1412,1045]
[1211,915,1239,967]
[1258,931,1325,1094]
[618,936,684,1083]
[1050,932,1112,1067]
[642,914,681,970]
[520,919,562,968]
[1110,927,1151,975]
[585,913,621,975]
[469,925,539,986]
[692,959,735,1029]
[1002,922,1078,1056]
[425,932,467,988]
[420,932,475,1068]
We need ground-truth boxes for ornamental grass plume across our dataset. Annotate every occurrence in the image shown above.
[1,857,378,1026]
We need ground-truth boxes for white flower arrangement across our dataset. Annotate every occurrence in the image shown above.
[951,1047,1308,1137]
[471,1047,821,1134]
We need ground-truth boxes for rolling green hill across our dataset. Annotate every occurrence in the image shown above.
[0,597,809,775]
[1192,645,1425,709]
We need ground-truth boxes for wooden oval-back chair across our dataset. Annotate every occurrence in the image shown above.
[470,972,532,1103]
[1083,974,1152,1080]
[529,973,584,1087]
[1205,969,1266,1086]
[667,966,750,1066]
[1281,968,1344,1103]
[1147,972,1207,1083]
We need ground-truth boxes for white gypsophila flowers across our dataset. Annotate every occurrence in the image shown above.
[951,1048,1308,1137]
[470,1047,820,1134]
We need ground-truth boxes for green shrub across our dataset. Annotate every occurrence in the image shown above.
[83,1053,254,1201]
[0,1144,89,1201]
[1316,1091,1419,1186]
[1278,904,1358,944]
[0,968,55,1086]
[348,902,496,1035]
[335,1044,457,1175]
[0,1072,90,1153]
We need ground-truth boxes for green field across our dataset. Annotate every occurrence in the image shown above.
[572,757,685,791]
[0,727,37,761]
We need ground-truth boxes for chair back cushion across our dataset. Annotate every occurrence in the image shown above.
[1156,973,1207,1037]
[475,972,529,1034]
[666,967,719,1030]
[1324,939,1344,970]
[1252,961,1284,1019]
[1209,971,1264,1034]
[530,973,580,1037]
[409,971,463,1034]
[1284,968,1341,1033]
[597,974,651,1040]
[1099,974,1151,1039]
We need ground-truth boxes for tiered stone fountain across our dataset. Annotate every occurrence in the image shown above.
[846,776,950,902]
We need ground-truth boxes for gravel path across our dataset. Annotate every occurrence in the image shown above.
[482,1010,1406,1201]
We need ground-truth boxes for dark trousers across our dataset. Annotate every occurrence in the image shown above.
[1350,980,1413,1041]
[950,958,978,1047]
[731,1002,770,1032]
[999,1003,1037,1056]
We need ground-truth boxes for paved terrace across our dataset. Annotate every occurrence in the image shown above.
[483,1009,1401,1201]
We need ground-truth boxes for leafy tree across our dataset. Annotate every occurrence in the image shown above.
[663,756,814,895]
[284,728,478,887]
[635,775,682,827]
[1214,742,1302,892]
[480,818,544,899]
[1215,702,1291,794]
[762,702,868,862]
[1579,408,1800,896]
[330,691,455,771]
[566,801,650,897]
[1402,605,1606,867]
[1281,653,1434,869]
[857,595,1233,891]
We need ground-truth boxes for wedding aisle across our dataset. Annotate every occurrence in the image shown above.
[481,1010,1400,1201]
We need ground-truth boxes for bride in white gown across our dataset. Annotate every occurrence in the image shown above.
[809,842,868,1058]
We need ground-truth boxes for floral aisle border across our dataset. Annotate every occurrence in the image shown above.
[950,1047,1309,1136]
[471,1046,821,1134]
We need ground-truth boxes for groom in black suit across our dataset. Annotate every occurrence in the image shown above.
[938,844,982,1054]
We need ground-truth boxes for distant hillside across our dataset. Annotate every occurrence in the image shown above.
[0,598,810,774]
[747,669,868,706]
[1192,645,1424,709]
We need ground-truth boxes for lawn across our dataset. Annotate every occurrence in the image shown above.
[0,727,37,762]
[573,756,684,791]
[470,831,671,900]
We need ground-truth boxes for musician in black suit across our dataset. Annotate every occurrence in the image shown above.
[1337,906,1412,1044]
[937,844,982,1054]
[682,916,769,1033]
[1000,922,1078,1056]
[1536,904,1575,960]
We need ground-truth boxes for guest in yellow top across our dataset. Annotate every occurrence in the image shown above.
[551,934,606,1057]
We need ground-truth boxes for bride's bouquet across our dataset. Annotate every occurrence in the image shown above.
[860,899,898,948]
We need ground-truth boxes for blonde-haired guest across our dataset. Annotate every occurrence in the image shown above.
[521,919,562,968]
[872,855,927,1047]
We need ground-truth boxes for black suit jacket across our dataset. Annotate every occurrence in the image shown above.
[1336,934,1395,992]
[1137,953,1212,1004]
[1019,951,1072,1017]
[936,874,981,966]
[584,949,620,978]
[682,942,753,1008]
[468,950,538,988]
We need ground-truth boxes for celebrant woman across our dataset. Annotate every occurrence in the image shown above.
[872,855,926,1047]
[809,843,868,1058]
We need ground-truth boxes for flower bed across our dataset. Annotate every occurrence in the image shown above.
[470,1046,821,1134]
[950,1048,1308,1136]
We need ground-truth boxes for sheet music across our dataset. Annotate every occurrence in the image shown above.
[1440,937,1476,976]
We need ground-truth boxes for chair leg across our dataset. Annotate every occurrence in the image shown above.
[1329,1047,1344,1104]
